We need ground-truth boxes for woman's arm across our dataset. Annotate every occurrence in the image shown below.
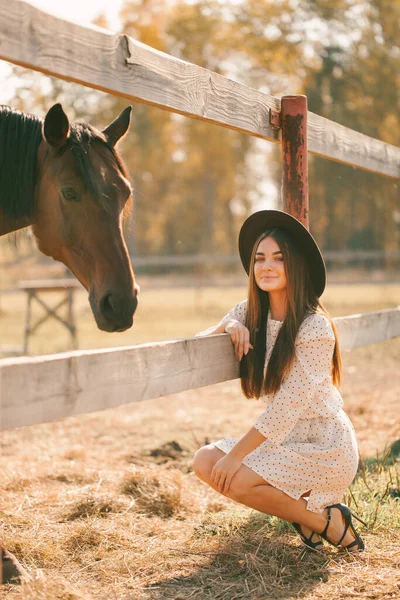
[210,426,267,493]
[196,319,253,359]
[195,299,253,359]
[195,300,248,338]
[194,321,229,336]
[226,426,267,460]
[251,315,336,445]
[218,316,336,462]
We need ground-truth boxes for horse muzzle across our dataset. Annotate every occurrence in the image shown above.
[92,286,139,332]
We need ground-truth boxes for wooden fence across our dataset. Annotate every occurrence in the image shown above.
[1,308,399,431]
[1,0,399,178]
[2,250,400,271]
[0,0,400,432]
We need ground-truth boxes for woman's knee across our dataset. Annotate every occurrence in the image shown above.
[192,444,223,478]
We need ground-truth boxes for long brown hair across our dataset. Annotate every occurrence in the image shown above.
[240,228,342,399]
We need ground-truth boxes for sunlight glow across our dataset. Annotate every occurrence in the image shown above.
[28,0,124,31]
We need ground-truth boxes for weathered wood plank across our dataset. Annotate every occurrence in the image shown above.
[18,279,82,291]
[0,335,239,430]
[0,0,399,179]
[307,112,400,178]
[0,308,399,431]
[0,0,279,143]
[333,307,400,350]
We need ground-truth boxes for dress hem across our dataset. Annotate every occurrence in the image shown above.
[212,440,328,514]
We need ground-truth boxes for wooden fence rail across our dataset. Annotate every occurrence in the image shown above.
[0,0,399,179]
[1,308,399,431]
[2,250,400,271]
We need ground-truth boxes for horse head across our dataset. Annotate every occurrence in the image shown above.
[32,104,139,332]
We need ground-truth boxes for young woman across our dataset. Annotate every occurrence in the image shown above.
[193,210,366,552]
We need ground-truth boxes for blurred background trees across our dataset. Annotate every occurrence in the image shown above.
[3,0,400,262]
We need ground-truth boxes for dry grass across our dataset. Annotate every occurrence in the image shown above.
[1,455,399,599]
[120,468,183,519]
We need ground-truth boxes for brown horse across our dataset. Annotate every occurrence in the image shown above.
[0,103,139,332]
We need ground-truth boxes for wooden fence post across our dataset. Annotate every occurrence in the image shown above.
[281,95,309,228]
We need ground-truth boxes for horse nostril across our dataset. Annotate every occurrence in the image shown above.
[100,292,115,320]
[99,290,138,328]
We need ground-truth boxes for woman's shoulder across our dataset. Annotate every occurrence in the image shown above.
[298,310,335,341]
[227,299,247,314]
[231,299,248,320]
[235,299,248,311]
[219,299,247,325]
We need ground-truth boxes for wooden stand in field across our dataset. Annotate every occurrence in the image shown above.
[18,279,82,355]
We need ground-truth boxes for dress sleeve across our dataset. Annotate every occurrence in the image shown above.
[195,300,247,336]
[219,299,247,327]
[252,314,336,444]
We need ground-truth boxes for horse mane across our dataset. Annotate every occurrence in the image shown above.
[0,105,43,223]
[0,105,130,225]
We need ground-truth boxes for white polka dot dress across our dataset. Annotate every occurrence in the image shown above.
[208,300,359,514]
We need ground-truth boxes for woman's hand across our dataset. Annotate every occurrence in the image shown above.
[210,453,243,494]
[224,319,253,360]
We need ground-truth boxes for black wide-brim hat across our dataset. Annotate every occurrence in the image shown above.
[238,210,326,297]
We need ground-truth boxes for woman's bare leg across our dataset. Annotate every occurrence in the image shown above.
[193,446,357,548]
[229,482,357,548]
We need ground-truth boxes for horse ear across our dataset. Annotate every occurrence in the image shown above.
[102,106,132,147]
[43,104,70,148]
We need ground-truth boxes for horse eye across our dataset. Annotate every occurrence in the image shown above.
[62,188,79,202]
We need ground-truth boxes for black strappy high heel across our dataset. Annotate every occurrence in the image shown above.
[318,503,367,552]
[292,522,324,551]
